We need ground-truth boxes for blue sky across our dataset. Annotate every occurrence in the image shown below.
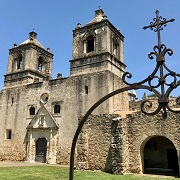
[0,0,180,99]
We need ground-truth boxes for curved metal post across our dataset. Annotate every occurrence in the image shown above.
[69,84,160,180]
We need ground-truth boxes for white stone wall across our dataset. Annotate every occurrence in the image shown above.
[0,68,128,163]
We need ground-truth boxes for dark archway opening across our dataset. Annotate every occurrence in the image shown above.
[86,35,94,53]
[144,136,179,176]
[35,137,47,163]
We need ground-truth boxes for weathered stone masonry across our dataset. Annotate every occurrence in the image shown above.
[76,111,180,175]
[76,114,124,174]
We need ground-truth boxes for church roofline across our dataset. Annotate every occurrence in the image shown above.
[9,32,53,57]
[85,9,106,26]
[73,19,124,40]
[20,31,44,49]
[9,43,54,57]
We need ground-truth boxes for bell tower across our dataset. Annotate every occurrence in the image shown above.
[70,9,126,77]
[70,9,129,115]
[4,31,53,88]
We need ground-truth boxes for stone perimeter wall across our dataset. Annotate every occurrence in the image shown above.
[76,114,124,174]
[76,112,180,174]
[124,111,180,174]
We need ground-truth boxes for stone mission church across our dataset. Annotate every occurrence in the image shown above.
[1,9,180,176]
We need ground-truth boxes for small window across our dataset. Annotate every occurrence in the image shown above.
[85,86,88,94]
[38,57,43,72]
[29,106,35,115]
[86,35,94,53]
[6,129,12,139]
[17,56,22,69]
[54,104,60,114]
[113,37,119,56]
[11,97,14,105]
[40,93,49,104]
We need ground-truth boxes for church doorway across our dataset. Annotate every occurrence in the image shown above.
[35,137,47,163]
[143,136,179,176]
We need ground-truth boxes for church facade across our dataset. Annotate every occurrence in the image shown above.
[0,9,128,165]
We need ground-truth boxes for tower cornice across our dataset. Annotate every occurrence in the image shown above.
[9,43,53,58]
[73,19,124,41]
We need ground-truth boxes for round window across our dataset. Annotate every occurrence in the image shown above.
[40,93,49,104]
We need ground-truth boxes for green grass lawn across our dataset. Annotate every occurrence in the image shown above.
[0,166,177,180]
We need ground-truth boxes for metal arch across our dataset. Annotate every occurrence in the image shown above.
[69,84,160,180]
[69,10,180,179]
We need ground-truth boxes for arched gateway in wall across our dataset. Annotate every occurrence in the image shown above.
[143,136,179,176]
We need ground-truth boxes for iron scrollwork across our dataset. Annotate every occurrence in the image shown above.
[123,10,180,118]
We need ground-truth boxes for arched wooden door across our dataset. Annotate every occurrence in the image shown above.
[35,137,47,163]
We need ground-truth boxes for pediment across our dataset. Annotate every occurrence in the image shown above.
[27,105,58,130]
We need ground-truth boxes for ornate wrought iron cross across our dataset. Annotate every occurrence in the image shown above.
[123,10,179,118]
[143,10,175,51]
